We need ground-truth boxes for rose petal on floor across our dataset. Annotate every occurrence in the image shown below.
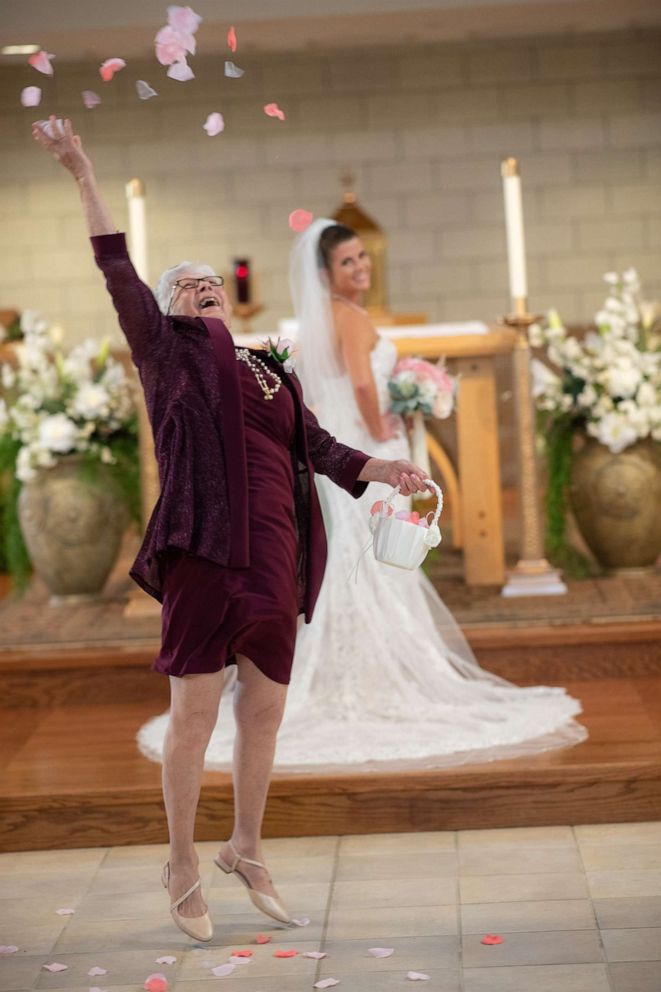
[155,957,176,966]
[211,964,235,977]
[99,58,126,82]
[87,967,107,976]
[227,26,237,52]
[28,51,55,75]
[143,974,168,992]
[481,934,504,945]
[314,980,340,989]
[136,80,158,100]
[407,972,431,981]
[255,934,272,944]
[43,963,68,973]
[224,60,244,78]
[82,90,101,109]
[0,947,18,956]
[264,102,285,121]
[288,209,314,233]
[230,950,253,957]
[368,948,394,958]
[203,112,225,136]
[21,86,41,107]
[273,949,299,958]
[303,951,327,959]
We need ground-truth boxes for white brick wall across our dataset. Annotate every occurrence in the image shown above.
[0,28,659,351]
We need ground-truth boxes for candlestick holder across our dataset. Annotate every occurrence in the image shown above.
[232,302,264,337]
[500,298,567,597]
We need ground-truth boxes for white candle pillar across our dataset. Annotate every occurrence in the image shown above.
[501,157,527,304]
[125,178,149,282]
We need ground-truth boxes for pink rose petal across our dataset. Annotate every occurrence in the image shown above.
[303,951,327,959]
[314,981,340,990]
[143,974,168,992]
[155,957,176,966]
[0,946,18,955]
[99,58,126,82]
[368,947,394,958]
[21,86,41,107]
[230,950,253,957]
[29,51,55,76]
[273,949,299,958]
[481,934,503,945]
[167,59,195,81]
[43,963,68,973]
[203,112,225,136]
[288,209,314,233]
[82,90,101,109]
[155,25,195,62]
[224,60,244,78]
[136,80,158,100]
[167,5,203,34]
[264,102,285,121]
[211,964,235,977]
[407,972,430,981]
[88,967,108,976]
[255,933,271,944]
[227,26,237,52]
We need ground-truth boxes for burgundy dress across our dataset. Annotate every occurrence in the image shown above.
[154,355,299,685]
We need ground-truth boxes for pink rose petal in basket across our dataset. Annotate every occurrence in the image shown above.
[29,51,55,75]
[21,86,41,107]
[99,58,126,82]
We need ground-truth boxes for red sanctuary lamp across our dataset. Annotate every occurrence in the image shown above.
[230,257,263,335]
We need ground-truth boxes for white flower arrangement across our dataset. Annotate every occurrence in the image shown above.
[530,268,660,455]
[0,315,136,482]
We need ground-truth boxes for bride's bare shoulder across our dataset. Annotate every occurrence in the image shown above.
[332,300,377,348]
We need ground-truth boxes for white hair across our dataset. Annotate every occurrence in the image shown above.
[154,261,217,314]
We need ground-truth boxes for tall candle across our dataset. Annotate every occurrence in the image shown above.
[126,178,149,283]
[501,158,527,301]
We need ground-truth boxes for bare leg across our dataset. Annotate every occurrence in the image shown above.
[217,655,288,900]
[162,669,224,917]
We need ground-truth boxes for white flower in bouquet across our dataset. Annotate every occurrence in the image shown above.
[72,383,111,420]
[37,413,79,453]
[589,411,638,454]
[602,360,642,399]
[1,364,16,390]
[531,358,560,400]
[637,381,657,407]
[432,391,454,419]
[19,309,49,336]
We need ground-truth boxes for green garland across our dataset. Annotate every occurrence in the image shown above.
[540,412,593,578]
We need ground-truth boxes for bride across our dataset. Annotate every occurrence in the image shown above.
[138,218,587,771]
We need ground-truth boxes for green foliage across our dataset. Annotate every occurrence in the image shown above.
[540,413,594,579]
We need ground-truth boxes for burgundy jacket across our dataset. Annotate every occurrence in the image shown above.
[92,233,370,620]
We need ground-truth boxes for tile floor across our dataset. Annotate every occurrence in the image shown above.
[1,823,660,991]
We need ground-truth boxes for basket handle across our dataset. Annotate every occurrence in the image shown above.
[380,479,444,525]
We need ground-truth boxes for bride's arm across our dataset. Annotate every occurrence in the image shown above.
[336,309,396,442]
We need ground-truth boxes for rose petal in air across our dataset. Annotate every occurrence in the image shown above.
[29,51,55,75]
[368,947,394,958]
[314,981,340,990]
[203,112,225,136]
[255,933,271,944]
[227,26,237,52]
[155,25,196,62]
[99,58,126,82]
[143,974,168,992]
[224,60,244,78]
[167,59,195,81]
[407,972,430,981]
[481,933,503,945]
[211,964,235,977]
[273,949,299,958]
[82,90,101,109]
[136,80,158,100]
[167,5,203,34]
[43,963,68,973]
[303,951,327,959]
[264,102,285,121]
[288,209,314,233]
[155,957,176,965]
[21,86,41,107]
[0,946,19,955]
[88,967,108,976]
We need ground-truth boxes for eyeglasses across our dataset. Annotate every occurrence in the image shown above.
[173,275,224,291]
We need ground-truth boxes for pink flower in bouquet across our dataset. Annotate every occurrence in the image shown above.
[395,357,453,392]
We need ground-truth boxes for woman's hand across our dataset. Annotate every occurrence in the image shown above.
[358,458,431,496]
[32,116,93,181]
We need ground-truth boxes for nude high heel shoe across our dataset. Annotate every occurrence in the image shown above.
[214,840,292,925]
[162,862,213,942]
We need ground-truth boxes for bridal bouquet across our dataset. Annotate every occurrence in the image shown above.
[388,357,456,420]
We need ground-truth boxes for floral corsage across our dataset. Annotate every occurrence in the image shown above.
[263,336,296,373]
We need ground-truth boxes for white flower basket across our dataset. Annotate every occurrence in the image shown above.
[370,479,443,570]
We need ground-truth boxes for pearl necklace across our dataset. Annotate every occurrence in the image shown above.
[331,293,368,315]
[235,348,282,401]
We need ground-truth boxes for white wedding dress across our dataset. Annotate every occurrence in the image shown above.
[137,336,587,771]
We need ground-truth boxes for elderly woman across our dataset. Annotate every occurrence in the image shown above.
[33,117,429,941]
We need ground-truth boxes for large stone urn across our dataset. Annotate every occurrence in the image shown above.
[18,455,130,602]
[569,436,661,573]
